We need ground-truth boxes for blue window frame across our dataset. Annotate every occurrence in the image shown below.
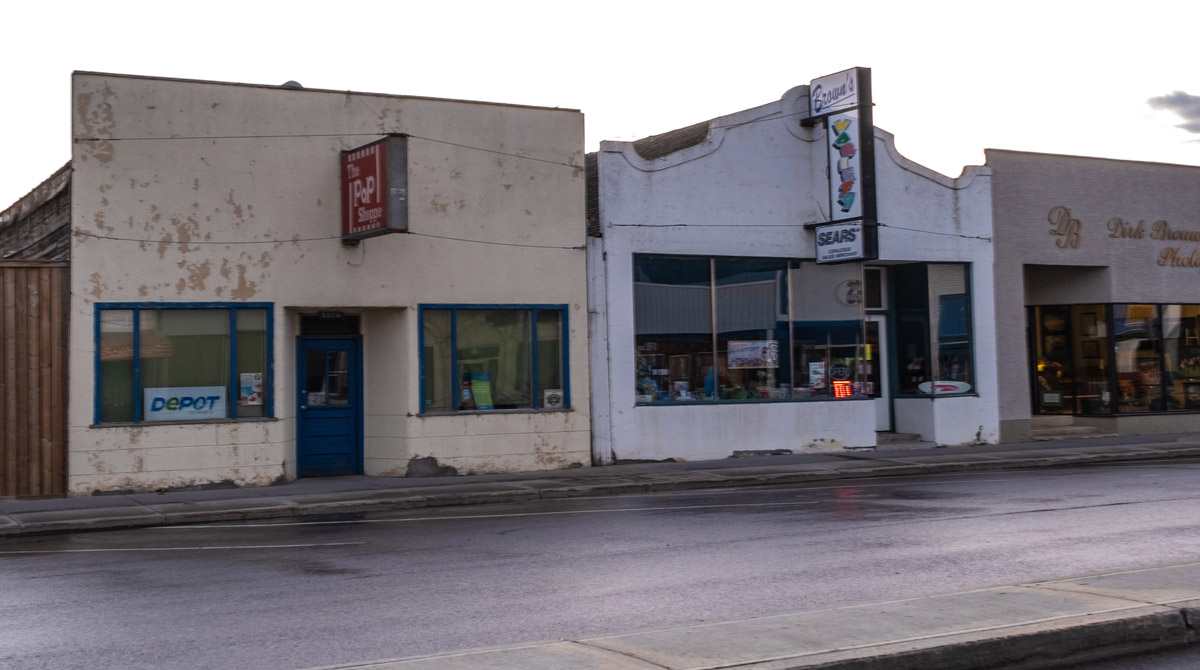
[419,305,570,413]
[93,303,274,424]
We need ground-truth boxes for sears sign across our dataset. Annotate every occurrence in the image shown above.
[815,222,875,263]
[144,386,227,422]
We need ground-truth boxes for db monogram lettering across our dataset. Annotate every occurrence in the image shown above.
[1047,206,1082,249]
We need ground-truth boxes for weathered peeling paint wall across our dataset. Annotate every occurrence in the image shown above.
[588,84,996,461]
[69,72,589,493]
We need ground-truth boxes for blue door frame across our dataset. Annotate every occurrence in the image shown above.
[296,336,363,477]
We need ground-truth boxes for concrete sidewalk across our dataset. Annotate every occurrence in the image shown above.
[3,432,1200,538]
[313,561,1200,670]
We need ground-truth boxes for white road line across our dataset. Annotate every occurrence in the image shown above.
[155,501,826,529]
[0,542,364,555]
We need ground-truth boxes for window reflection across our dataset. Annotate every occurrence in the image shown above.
[1032,303,1200,416]
[717,259,789,399]
[1164,305,1200,411]
[1114,305,1163,413]
[894,263,974,395]
[634,256,713,401]
[633,254,877,403]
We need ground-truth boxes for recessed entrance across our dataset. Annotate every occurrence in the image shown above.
[296,313,363,477]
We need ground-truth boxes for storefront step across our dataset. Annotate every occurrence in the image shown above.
[871,432,937,450]
[1029,424,1117,441]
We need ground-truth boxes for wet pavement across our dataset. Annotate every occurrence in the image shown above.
[4,433,1200,539]
[5,433,1200,669]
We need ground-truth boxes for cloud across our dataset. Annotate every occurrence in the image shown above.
[1148,91,1200,133]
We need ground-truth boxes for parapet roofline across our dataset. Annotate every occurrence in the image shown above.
[71,71,581,114]
[984,148,1200,172]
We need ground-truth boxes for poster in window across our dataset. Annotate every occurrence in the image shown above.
[470,373,494,410]
[938,294,968,339]
[144,386,227,421]
[728,341,779,369]
[239,372,263,406]
[809,361,827,388]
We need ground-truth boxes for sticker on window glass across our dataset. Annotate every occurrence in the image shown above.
[239,372,263,406]
[144,386,227,421]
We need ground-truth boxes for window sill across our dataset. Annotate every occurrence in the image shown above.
[635,397,873,406]
[90,417,278,428]
[419,408,572,417]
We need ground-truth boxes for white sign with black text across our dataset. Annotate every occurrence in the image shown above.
[815,222,865,263]
[809,68,860,117]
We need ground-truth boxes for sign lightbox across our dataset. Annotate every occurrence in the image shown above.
[814,221,876,263]
[806,67,879,263]
[341,134,409,241]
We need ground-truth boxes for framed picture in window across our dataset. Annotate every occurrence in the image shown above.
[1080,312,1098,337]
[1043,335,1066,356]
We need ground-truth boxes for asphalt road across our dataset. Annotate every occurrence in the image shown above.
[1068,645,1200,669]
[4,457,1200,669]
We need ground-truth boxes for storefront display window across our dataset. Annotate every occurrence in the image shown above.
[716,259,790,399]
[1114,304,1164,413]
[1164,305,1200,411]
[95,304,272,424]
[1032,303,1200,415]
[634,254,866,403]
[1033,305,1110,415]
[894,264,975,395]
[634,256,715,401]
[420,305,568,412]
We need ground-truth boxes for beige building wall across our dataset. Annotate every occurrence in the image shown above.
[988,149,1200,440]
[69,72,589,494]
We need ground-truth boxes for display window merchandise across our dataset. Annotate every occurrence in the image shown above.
[420,305,569,412]
[95,304,272,424]
[1032,304,1200,415]
[633,255,879,403]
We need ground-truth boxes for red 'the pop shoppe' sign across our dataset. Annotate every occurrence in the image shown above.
[341,135,408,241]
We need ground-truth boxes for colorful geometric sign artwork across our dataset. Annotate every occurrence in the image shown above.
[827,109,862,220]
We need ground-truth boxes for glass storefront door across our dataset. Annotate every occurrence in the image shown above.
[1032,305,1111,415]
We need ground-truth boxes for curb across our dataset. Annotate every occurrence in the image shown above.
[4,445,1200,538]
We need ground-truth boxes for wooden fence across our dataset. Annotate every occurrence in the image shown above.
[1,262,68,498]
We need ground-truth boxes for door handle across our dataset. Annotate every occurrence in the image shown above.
[301,405,308,410]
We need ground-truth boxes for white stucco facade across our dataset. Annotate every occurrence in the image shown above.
[587,83,998,463]
[69,72,589,494]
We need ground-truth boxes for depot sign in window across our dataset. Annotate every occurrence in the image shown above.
[143,386,227,421]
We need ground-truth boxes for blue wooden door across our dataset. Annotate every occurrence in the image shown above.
[297,337,362,477]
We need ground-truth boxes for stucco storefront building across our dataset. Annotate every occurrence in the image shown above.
[56,72,591,494]
[988,150,1200,441]
[586,73,999,463]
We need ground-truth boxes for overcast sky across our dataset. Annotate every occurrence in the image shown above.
[3,1,1199,210]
